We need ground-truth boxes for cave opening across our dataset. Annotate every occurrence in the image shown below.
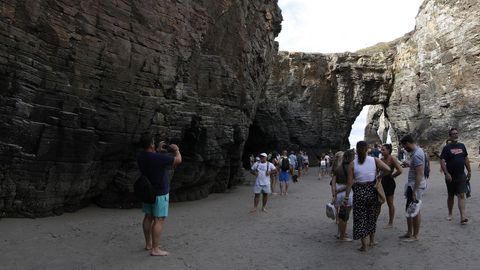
[348,105,370,147]
[348,105,393,149]
[242,118,280,169]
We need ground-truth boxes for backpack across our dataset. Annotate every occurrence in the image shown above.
[134,175,156,204]
[424,153,430,179]
[280,157,290,171]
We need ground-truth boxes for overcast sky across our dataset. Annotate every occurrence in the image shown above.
[275,0,424,147]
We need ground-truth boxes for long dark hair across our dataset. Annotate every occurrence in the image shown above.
[356,141,368,164]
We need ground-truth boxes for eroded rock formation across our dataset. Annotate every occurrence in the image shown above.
[0,0,281,216]
[251,49,395,159]
[387,0,480,158]
[364,105,390,146]
[1,0,479,217]
[254,0,479,161]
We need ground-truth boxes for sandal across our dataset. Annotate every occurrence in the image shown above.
[461,218,469,225]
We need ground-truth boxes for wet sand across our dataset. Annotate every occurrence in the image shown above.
[1,161,480,270]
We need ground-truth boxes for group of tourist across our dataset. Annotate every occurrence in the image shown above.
[134,127,473,256]
[248,150,309,212]
[329,128,472,252]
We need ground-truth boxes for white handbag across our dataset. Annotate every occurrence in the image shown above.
[326,202,336,220]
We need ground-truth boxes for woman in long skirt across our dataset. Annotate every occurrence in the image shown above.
[344,141,390,252]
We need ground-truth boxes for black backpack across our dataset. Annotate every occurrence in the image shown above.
[280,157,290,171]
[134,175,156,204]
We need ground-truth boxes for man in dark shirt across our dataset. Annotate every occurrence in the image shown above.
[138,134,182,256]
[440,128,471,224]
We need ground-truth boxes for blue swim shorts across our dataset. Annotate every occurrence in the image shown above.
[279,171,290,182]
[142,193,169,218]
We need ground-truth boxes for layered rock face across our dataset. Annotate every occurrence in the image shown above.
[364,105,391,146]
[0,0,281,216]
[254,0,479,161]
[250,50,395,159]
[387,0,480,158]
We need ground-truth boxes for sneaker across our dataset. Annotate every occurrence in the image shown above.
[406,200,422,218]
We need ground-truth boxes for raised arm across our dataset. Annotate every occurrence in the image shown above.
[374,157,390,174]
[170,144,182,168]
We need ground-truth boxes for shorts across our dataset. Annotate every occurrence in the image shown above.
[143,194,169,218]
[334,183,353,207]
[382,176,396,197]
[320,165,327,172]
[254,184,271,194]
[279,171,290,182]
[445,174,467,197]
[405,187,425,211]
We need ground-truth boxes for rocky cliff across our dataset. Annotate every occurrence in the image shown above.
[387,0,480,158]
[250,49,395,159]
[256,0,479,161]
[0,0,281,217]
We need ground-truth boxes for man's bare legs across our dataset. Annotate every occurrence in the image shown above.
[447,195,454,220]
[143,214,153,250]
[458,193,467,223]
[384,195,395,228]
[412,213,421,239]
[151,217,168,256]
[279,182,285,196]
[402,214,420,241]
[262,193,268,212]
[250,193,260,212]
[401,217,413,238]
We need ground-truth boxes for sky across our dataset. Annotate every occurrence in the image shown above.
[275,0,424,146]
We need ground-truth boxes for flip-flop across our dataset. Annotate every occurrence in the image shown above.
[399,234,411,239]
[461,218,469,225]
[446,216,452,221]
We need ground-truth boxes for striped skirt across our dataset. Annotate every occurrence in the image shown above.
[352,181,380,240]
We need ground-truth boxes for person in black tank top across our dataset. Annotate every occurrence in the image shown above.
[380,144,403,229]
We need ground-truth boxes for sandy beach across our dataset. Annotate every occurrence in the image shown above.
[1,161,479,270]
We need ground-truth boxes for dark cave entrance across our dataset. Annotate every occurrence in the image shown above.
[242,119,279,169]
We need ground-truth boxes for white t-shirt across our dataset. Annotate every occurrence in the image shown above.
[251,161,275,186]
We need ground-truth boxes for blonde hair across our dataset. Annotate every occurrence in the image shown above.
[333,151,344,172]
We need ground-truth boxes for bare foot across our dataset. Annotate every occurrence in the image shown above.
[151,248,169,256]
[403,236,419,242]
[369,241,378,247]
[145,246,152,251]
[383,224,393,229]
[358,246,367,252]
[249,208,257,213]
[338,237,352,242]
